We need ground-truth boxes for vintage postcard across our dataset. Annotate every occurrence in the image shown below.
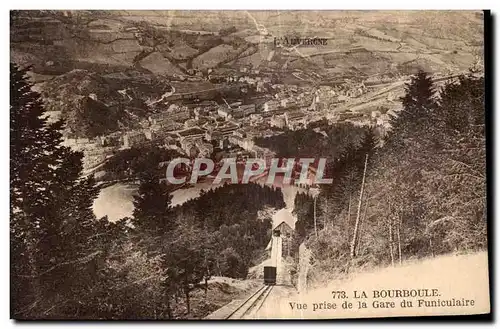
[10,10,489,320]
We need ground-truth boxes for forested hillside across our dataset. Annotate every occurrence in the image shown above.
[40,69,171,138]
[10,64,285,319]
[254,121,369,160]
[292,70,486,284]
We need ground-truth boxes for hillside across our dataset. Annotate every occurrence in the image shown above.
[12,10,482,79]
[39,69,170,137]
[11,11,483,138]
[10,11,253,77]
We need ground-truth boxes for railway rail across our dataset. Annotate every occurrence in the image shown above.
[225,285,274,319]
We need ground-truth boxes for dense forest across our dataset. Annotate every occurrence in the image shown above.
[254,120,369,160]
[10,63,285,319]
[291,71,486,284]
[171,183,285,278]
[102,146,182,181]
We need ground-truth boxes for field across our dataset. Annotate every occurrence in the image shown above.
[10,10,483,139]
[11,11,483,79]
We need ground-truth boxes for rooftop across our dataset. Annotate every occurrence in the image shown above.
[286,111,307,120]
[178,127,205,137]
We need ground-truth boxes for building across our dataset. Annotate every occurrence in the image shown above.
[148,112,168,125]
[217,107,232,119]
[123,131,147,148]
[263,100,279,112]
[249,113,264,126]
[371,110,382,119]
[274,220,293,240]
[281,98,298,108]
[180,140,200,158]
[228,135,244,148]
[196,141,214,157]
[150,121,182,134]
[256,81,266,93]
[143,129,154,140]
[96,133,122,147]
[267,220,294,258]
[250,146,276,165]
[217,103,256,120]
[228,133,255,151]
[184,119,198,128]
[285,111,308,130]
[270,114,286,129]
[206,122,240,141]
[170,109,191,122]
[177,127,206,142]
[234,104,256,117]
[336,111,364,121]
[163,132,180,147]
[150,104,191,124]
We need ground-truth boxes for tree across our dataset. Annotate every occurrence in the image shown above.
[132,168,175,236]
[10,63,109,318]
[388,70,437,148]
[167,219,207,315]
[293,192,314,239]
[350,153,368,258]
[11,63,54,315]
[419,74,486,253]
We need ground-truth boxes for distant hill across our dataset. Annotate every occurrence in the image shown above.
[11,10,483,138]
[10,11,252,77]
[40,69,171,138]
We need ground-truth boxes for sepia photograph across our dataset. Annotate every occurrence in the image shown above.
[9,9,489,320]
